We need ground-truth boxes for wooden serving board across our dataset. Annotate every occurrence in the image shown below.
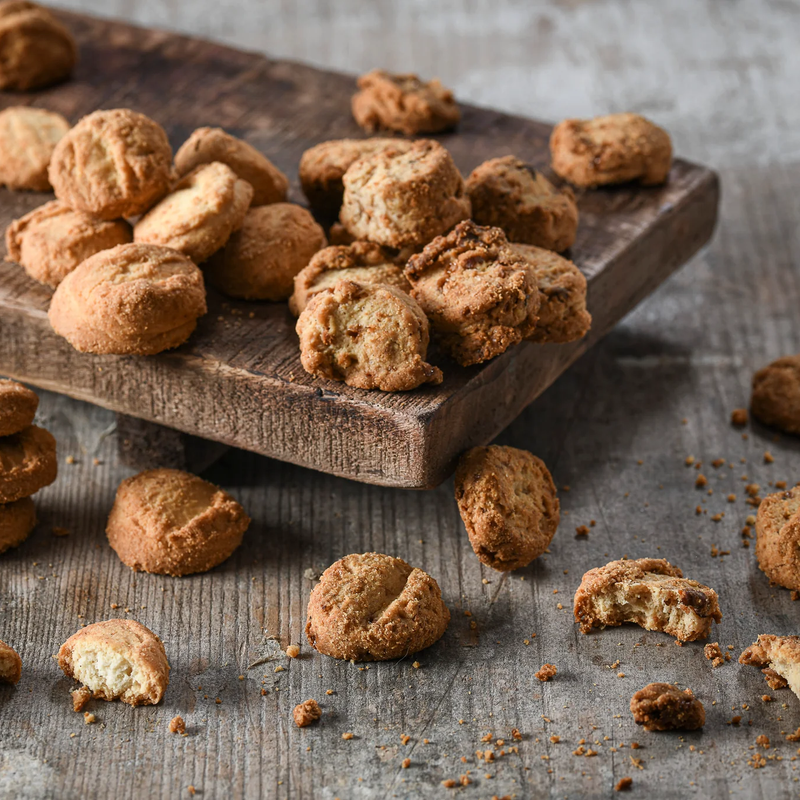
[0,10,719,489]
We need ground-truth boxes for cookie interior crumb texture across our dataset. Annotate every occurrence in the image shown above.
[740,635,800,702]
[630,682,705,731]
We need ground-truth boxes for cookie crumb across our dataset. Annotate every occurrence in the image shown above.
[187,787,196,797]
[169,716,186,734]
[615,776,633,791]
[401,758,411,769]
[52,526,70,537]
[535,664,557,682]
[83,712,96,724]
[285,645,300,658]
[575,525,589,536]
[71,687,91,712]
[695,474,708,488]
[441,779,457,788]
[293,699,321,728]
[342,731,354,740]
[731,409,748,426]
[704,642,724,668]
[756,734,770,748]
[764,451,775,464]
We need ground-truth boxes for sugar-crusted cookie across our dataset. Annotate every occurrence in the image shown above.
[0,106,69,191]
[0,496,36,554]
[740,635,800,701]
[751,355,800,435]
[205,203,326,301]
[49,109,173,220]
[0,378,38,437]
[48,243,207,356]
[6,200,132,288]
[755,486,800,591]
[106,468,250,577]
[58,619,169,706]
[0,638,21,684]
[550,113,672,188]
[134,162,253,264]
[305,552,450,661]
[405,220,539,366]
[0,425,57,504]
[340,139,470,248]
[630,683,705,731]
[352,70,460,135]
[174,127,288,207]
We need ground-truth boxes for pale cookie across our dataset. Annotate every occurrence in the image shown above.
[0,106,69,191]
[48,243,207,356]
[58,619,169,706]
[297,279,442,392]
[740,635,800,700]
[134,162,253,264]
[174,127,288,206]
[0,496,36,554]
[405,220,539,366]
[48,109,173,220]
[550,113,672,188]
[751,355,800,435]
[305,552,450,661]
[466,156,579,252]
[755,486,800,591]
[340,139,470,248]
[0,378,38,437]
[0,425,57,504]
[352,70,460,135]
[630,683,705,731]
[6,200,132,288]
[0,638,21,684]
[573,558,721,642]
[455,445,559,572]
[106,468,250,577]
[205,203,326,301]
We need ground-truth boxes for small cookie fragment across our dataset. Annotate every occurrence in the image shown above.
[305,552,450,661]
[550,113,672,188]
[751,355,800,435]
[0,638,21,684]
[293,698,321,728]
[352,69,460,135]
[630,683,705,731]
[455,445,559,571]
[755,486,800,591]
[71,686,91,711]
[731,408,748,427]
[573,558,721,642]
[0,107,69,191]
[0,496,36,554]
[0,378,38,437]
[740,635,800,701]
[169,715,186,734]
[535,663,557,682]
[614,777,633,792]
[0,425,57,504]
[704,642,724,668]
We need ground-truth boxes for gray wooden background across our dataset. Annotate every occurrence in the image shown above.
[3,1,800,798]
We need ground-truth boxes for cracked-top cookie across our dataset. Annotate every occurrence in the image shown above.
[755,486,800,592]
[0,106,69,191]
[630,683,705,731]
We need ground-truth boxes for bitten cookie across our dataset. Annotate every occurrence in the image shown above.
[466,157,579,252]
[205,203,326,301]
[0,639,21,684]
[352,70,460,135]
[48,109,173,220]
[0,496,36,554]
[751,355,800,434]
[305,552,450,661]
[0,425,57,504]
[550,113,672,188]
[48,243,207,356]
[0,378,38,437]
[0,106,69,191]
[755,486,800,591]
[455,445,559,572]
[340,139,470,248]
[134,162,253,264]
[106,468,250,577]
[740,635,800,701]
[174,127,288,207]
[573,558,721,642]
[6,200,132,288]
[630,683,705,731]
[58,619,169,706]
[405,220,539,366]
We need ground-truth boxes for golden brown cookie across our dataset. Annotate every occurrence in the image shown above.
[0,638,21,684]
[573,558,721,642]
[340,139,470,249]
[630,683,705,731]
[106,468,250,577]
[755,486,800,591]
[0,496,35,554]
[134,162,253,264]
[740,635,800,700]
[6,200,132,288]
[293,698,321,728]
[550,113,672,188]
[305,552,450,661]
[405,220,539,366]
[296,279,442,392]
[455,445,559,572]
[174,127,288,207]
[48,243,207,356]
[352,70,460,135]
[466,156,579,252]
[48,109,173,220]
[205,203,326,301]
[0,378,38,437]
[0,425,56,504]
[0,106,69,191]
[58,619,169,706]
[751,355,800,434]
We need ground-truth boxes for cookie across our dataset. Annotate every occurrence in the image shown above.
[0,496,36,554]
[305,552,450,661]
[48,109,173,220]
[134,162,253,264]
[106,468,249,577]
[0,378,38,436]
[511,244,591,344]
[630,683,705,731]
[0,1,76,91]
[0,106,69,191]
[751,355,800,434]
[293,699,321,728]
[550,113,672,188]
[0,638,21,684]
[57,619,169,706]
[574,558,721,642]
[0,425,57,504]
[48,243,207,356]
[6,200,132,288]
[755,486,800,591]
[174,127,288,207]
[455,445,559,571]
[466,156,579,252]
[405,220,539,366]
[289,241,410,316]
[740,635,800,700]
[352,70,460,135]
[340,139,470,249]
[205,203,326,301]
[296,279,442,392]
